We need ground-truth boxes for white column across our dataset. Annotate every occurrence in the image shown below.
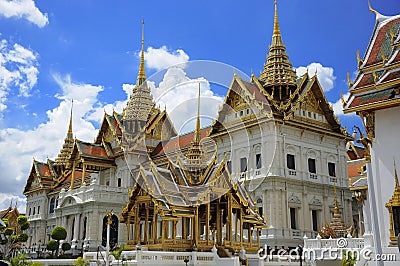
[73,214,80,241]
[62,216,67,228]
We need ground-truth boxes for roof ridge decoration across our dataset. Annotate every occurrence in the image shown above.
[259,0,297,101]
[368,0,389,22]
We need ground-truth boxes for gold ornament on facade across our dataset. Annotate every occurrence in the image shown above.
[385,160,400,246]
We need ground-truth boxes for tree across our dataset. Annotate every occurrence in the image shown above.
[0,215,30,259]
[50,226,67,257]
[46,240,58,257]
[61,242,71,252]
[73,256,88,266]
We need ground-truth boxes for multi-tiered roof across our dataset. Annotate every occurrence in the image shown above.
[344,3,400,114]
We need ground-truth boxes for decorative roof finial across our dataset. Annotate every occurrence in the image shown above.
[394,159,399,188]
[137,19,146,86]
[259,0,297,92]
[368,0,379,16]
[68,99,73,139]
[333,178,339,214]
[356,49,363,68]
[194,83,201,144]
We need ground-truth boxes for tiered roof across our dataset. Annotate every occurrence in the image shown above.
[344,6,400,113]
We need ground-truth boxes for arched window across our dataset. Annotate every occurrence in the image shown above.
[102,215,119,249]
[49,198,55,214]
[117,178,122,187]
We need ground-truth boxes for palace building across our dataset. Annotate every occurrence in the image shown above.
[23,0,352,255]
[343,1,400,250]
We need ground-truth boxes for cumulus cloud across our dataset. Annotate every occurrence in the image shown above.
[295,62,336,92]
[0,46,217,212]
[144,46,189,71]
[0,39,39,114]
[0,193,26,214]
[329,92,356,117]
[151,67,223,134]
[0,0,48,27]
[0,74,103,202]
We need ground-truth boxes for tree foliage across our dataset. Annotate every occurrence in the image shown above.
[17,216,28,225]
[0,214,31,259]
[18,233,28,242]
[61,242,71,251]
[73,256,88,266]
[46,240,58,254]
[50,226,67,241]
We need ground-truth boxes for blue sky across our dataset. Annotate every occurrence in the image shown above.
[0,0,399,212]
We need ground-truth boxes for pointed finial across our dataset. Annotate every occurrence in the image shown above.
[340,92,347,108]
[394,159,399,188]
[314,67,318,77]
[333,178,339,213]
[347,72,353,87]
[9,199,12,208]
[356,49,363,68]
[272,0,282,45]
[137,19,146,85]
[194,83,201,143]
[68,100,73,139]
[368,0,379,16]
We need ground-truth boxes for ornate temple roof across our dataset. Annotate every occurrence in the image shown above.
[211,72,348,138]
[54,103,74,166]
[259,0,297,91]
[123,20,153,122]
[344,3,400,113]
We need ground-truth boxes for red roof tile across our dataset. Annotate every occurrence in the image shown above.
[348,87,394,109]
[364,19,400,67]
[79,142,108,157]
[153,127,211,156]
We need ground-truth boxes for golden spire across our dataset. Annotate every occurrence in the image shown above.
[194,83,201,144]
[394,160,399,188]
[137,19,146,86]
[123,20,153,123]
[67,100,73,139]
[333,178,339,214]
[55,100,74,166]
[260,0,297,98]
[272,0,282,46]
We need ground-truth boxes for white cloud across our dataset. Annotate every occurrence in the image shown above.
[144,46,189,71]
[0,74,103,202]
[151,67,223,134]
[0,39,39,114]
[0,46,215,212]
[295,62,336,92]
[0,193,26,214]
[0,0,48,27]
[330,92,355,117]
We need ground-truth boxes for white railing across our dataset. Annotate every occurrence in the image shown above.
[304,235,365,250]
[84,249,241,265]
[288,170,296,176]
[309,173,318,179]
